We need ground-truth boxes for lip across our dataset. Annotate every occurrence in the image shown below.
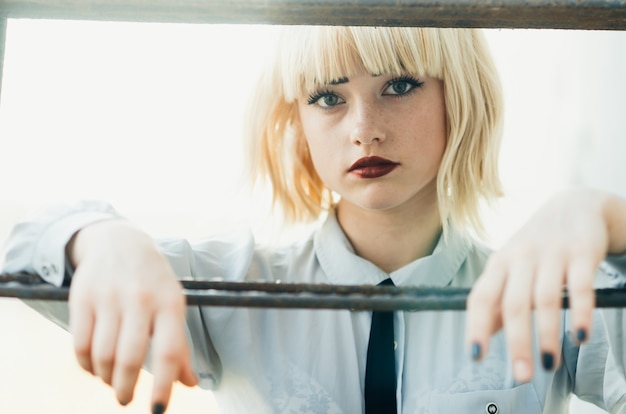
[348,156,399,179]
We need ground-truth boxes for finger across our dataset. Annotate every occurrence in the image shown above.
[566,256,598,344]
[112,308,152,406]
[150,305,188,411]
[502,259,536,382]
[177,338,199,387]
[91,306,121,385]
[69,289,95,375]
[533,258,565,371]
[466,255,507,360]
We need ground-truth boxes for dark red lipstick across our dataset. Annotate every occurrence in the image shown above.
[348,156,399,179]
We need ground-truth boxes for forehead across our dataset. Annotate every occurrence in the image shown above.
[276,26,444,100]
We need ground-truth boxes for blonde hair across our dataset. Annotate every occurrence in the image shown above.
[245,26,503,237]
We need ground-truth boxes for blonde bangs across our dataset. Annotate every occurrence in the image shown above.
[277,26,446,102]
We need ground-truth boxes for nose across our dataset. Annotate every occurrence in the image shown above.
[349,101,386,145]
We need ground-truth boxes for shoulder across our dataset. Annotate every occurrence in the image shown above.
[452,238,492,287]
[248,233,318,283]
[156,228,318,283]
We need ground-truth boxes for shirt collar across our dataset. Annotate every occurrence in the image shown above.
[314,210,471,287]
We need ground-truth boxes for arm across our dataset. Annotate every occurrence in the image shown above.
[1,203,198,412]
[466,189,626,383]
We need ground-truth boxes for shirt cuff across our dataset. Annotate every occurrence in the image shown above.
[33,211,118,286]
[598,253,626,288]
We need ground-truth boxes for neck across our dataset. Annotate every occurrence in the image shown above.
[336,197,442,274]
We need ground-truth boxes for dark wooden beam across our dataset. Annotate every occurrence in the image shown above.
[0,0,625,30]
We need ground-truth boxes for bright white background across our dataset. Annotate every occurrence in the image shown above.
[0,20,624,413]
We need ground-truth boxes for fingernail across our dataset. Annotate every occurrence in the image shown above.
[576,328,587,343]
[471,342,481,360]
[152,403,166,414]
[514,360,531,382]
[541,352,554,370]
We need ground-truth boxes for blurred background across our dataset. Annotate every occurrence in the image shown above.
[0,20,624,413]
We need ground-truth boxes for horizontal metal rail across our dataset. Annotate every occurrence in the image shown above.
[2,273,626,311]
[0,0,625,30]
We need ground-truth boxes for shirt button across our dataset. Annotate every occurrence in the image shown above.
[393,340,398,350]
[486,402,498,414]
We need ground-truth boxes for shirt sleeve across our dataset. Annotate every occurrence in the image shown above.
[571,260,626,412]
[1,200,121,286]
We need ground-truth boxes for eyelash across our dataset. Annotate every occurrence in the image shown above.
[385,75,424,97]
[306,75,425,107]
[307,89,336,106]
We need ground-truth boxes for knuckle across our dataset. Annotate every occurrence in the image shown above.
[69,292,93,313]
[567,278,592,295]
[503,296,527,318]
[74,341,92,359]
[127,286,156,309]
[76,356,93,373]
[160,293,186,314]
[500,244,533,262]
[484,254,505,274]
[466,289,484,309]
[156,345,184,364]
[92,351,115,368]
[92,287,119,309]
[534,290,560,309]
[118,357,143,374]
[468,284,497,308]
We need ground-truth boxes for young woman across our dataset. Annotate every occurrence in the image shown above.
[2,26,626,413]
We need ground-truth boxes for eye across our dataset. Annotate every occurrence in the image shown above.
[383,76,424,96]
[307,91,345,108]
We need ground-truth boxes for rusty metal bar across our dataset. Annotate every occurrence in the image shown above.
[0,0,625,30]
[2,273,626,311]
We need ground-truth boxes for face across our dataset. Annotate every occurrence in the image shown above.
[297,71,447,215]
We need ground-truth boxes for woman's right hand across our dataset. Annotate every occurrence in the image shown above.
[67,220,198,412]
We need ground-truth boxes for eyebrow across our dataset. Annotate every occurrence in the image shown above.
[327,73,383,85]
[329,77,349,85]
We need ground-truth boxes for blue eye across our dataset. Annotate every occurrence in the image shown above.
[307,90,345,108]
[384,76,424,96]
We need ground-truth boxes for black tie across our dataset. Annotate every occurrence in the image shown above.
[364,278,397,413]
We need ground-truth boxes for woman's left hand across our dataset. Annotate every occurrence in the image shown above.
[466,188,626,382]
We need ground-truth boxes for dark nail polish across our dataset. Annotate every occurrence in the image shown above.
[471,342,481,360]
[152,403,166,414]
[542,352,554,370]
[576,328,587,343]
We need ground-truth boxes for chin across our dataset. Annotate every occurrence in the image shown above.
[345,197,406,213]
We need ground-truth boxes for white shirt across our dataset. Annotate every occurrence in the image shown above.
[2,200,626,413]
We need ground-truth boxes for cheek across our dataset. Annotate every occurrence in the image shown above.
[396,110,447,171]
[304,136,335,177]
[299,109,339,172]
[416,97,447,150]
